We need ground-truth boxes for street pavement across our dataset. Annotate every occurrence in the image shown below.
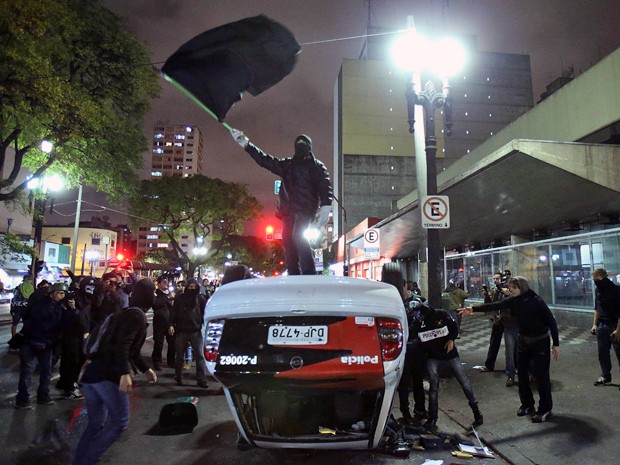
[0,306,618,465]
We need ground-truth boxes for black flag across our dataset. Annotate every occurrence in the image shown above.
[162,15,301,121]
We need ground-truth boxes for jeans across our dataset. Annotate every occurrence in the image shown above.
[596,321,620,379]
[174,331,207,382]
[282,211,316,275]
[73,381,129,465]
[17,342,53,403]
[427,357,477,420]
[517,335,552,413]
[504,326,519,378]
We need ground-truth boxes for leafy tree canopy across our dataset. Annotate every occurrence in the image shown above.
[0,0,159,203]
[129,174,263,277]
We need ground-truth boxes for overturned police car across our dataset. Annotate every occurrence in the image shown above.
[203,275,408,450]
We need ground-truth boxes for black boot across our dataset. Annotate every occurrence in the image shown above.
[472,405,484,427]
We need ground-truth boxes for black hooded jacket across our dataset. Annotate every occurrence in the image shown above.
[170,279,206,333]
[594,277,620,324]
[80,279,154,384]
[244,143,332,215]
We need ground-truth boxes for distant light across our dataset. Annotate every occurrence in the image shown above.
[185,126,192,132]
[539,255,548,262]
[40,140,53,153]
[303,227,320,242]
[44,174,64,191]
[27,178,39,190]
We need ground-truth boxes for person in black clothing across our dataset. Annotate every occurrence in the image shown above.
[151,275,175,371]
[15,282,66,408]
[231,129,332,275]
[461,276,560,423]
[91,273,123,325]
[73,279,157,465]
[168,279,208,387]
[590,268,620,387]
[380,263,429,423]
[57,286,87,400]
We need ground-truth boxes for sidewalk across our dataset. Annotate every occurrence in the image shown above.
[434,313,619,465]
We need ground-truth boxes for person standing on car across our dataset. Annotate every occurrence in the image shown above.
[461,276,560,423]
[73,279,157,465]
[151,276,175,371]
[168,279,208,388]
[590,268,620,387]
[15,282,67,409]
[231,129,332,275]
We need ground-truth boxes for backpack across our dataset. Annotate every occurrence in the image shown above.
[83,312,118,360]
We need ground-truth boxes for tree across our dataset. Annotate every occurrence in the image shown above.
[0,0,159,203]
[129,175,262,277]
[0,232,35,267]
[217,235,285,276]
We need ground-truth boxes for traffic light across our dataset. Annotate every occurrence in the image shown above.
[265,225,274,241]
[116,252,125,261]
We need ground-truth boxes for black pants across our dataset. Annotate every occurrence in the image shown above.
[282,211,316,275]
[58,334,84,392]
[484,322,504,370]
[398,346,427,414]
[152,311,175,366]
[517,335,552,413]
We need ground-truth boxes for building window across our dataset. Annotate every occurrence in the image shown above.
[149,226,160,232]
[48,248,57,258]
[175,135,185,140]
[92,238,100,245]
[157,243,169,248]
[61,237,71,244]
[146,234,158,239]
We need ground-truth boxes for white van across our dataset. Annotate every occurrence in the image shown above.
[203,275,408,450]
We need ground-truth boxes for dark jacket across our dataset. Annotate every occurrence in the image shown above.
[594,277,620,324]
[415,308,460,360]
[170,290,206,333]
[153,289,173,317]
[80,279,154,384]
[473,289,560,346]
[245,143,332,215]
[21,296,63,348]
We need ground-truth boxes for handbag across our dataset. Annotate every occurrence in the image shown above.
[7,332,26,350]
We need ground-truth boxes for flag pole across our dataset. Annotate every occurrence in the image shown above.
[161,72,233,132]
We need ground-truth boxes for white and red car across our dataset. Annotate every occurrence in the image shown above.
[203,275,407,450]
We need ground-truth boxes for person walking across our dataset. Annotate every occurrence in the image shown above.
[231,129,332,275]
[590,268,620,387]
[73,279,157,465]
[461,276,560,423]
[151,276,175,371]
[168,279,208,388]
[15,282,66,408]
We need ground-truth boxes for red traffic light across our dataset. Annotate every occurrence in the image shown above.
[116,253,125,261]
[266,225,274,241]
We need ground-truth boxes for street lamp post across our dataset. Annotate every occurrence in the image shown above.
[394,17,465,308]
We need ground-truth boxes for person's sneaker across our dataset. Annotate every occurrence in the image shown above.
[423,419,438,432]
[477,366,493,372]
[37,398,54,405]
[506,377,515,387]
[197,380,209,389]
[15,401,32,410]
[174,377,183,386]
[413,408,429,419]
[594,376,611,386]
[531,411,552,423]
[63,389,84,400]
[517,405,535,417]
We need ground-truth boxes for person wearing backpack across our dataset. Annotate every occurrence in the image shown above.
[168,278,208,387]
[73,279,157,465]
[10,275,35,339]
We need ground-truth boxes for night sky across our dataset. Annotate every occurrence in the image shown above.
[51,0,620,236]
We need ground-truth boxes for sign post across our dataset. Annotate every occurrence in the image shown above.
[364,228,380,260]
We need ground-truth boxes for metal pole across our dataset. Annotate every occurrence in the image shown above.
[70,184,83,274]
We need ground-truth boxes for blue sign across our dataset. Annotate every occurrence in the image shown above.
[274,180,281,194]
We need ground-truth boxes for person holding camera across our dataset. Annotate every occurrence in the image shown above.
[478,271,519,386]
[15,282,68,408]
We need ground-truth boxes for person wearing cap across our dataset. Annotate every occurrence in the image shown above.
[231,129,333,275]
[151,275,175,371]
[15,282,69,409]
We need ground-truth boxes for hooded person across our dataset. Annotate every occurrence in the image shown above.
[231,129,332,275]
[74,278,157,465]
[10,275,35,338]
[168,278,208,388]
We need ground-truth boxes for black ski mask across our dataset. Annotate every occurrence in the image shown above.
[293,134,312,159]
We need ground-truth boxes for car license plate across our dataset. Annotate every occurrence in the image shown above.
[267,325,328,345]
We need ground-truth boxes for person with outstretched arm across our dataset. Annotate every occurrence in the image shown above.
[460,276,559,423]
